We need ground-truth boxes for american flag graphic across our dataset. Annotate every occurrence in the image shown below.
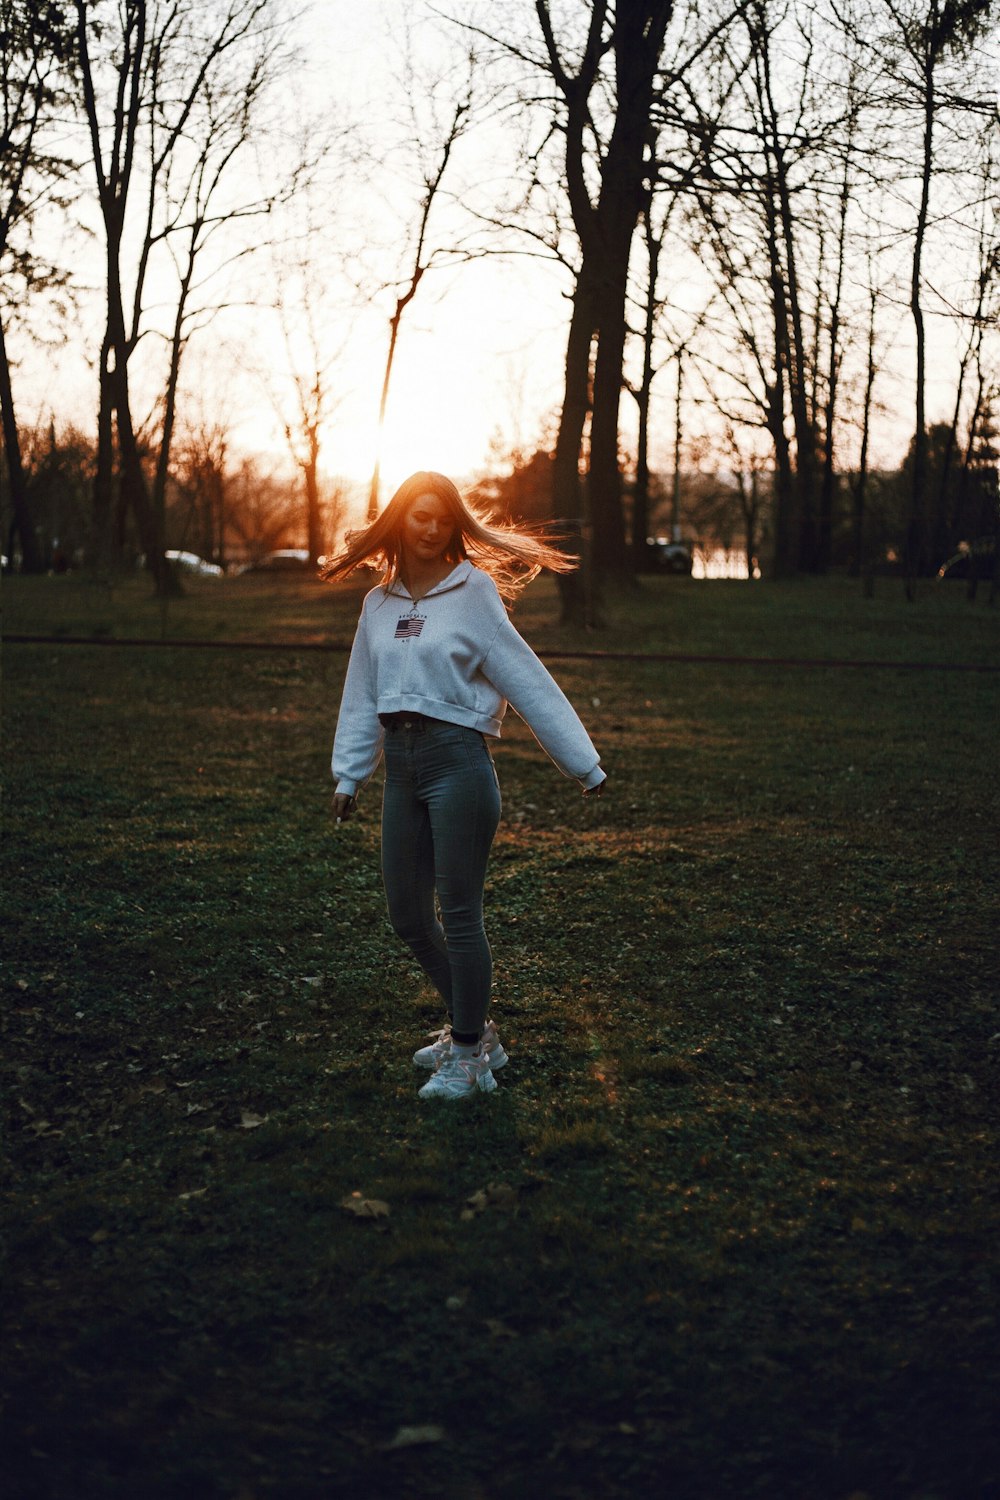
[395,615,426,639]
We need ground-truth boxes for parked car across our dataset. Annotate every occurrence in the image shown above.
[166,549,223,577]
[243,548,315,574]
[640,537,693,575]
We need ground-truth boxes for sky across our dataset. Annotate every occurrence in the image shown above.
[23,0,577,503]
[16,0,997,520]
[230,0,575,492]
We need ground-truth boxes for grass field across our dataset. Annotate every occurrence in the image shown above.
[2,572,999,1499]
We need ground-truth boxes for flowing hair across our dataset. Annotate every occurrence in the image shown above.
[321,471,577,602]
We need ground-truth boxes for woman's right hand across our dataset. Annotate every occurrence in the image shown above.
[333,792,357,825]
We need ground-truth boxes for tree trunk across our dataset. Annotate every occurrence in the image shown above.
[762,164,795,578]
[817,132,853,574]
[368,301,406,521]
[589,265,631,575]
[107,250,177,595]
[0,312,44,572]
[773,150,817,572]
[906,31,937,600]
[745,469,759,580]
[551,275,595,624]
[537,0,673,614]
[585,2,672,585]
[115,368,177,594]
[152,232,198,556]
[305,428,321,564]
[851,279,878,581]
[769,377,794,579]
[631,211,660,572]
[753,8,817,573]
[215,460,226,571]
[92,333,116,570]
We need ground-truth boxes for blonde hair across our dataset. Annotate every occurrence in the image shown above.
[321,471,576,602]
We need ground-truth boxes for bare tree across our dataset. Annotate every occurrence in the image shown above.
[846,239,889,584]
[534,0,676,603]
[76,0,171,589]
[628,196,666,571]
[744,0,826,575]
[273,266,340,567]
[226,452,299,560]
[282,341,328,566]
[258,138,356,566]
[364,42,478,519]
[718,423,767,579]
[625,179,713,572]
[74,0,280,593]
[874,0,996,596]
[0,1,75,571]
[815,188,846,570]
[443,1,680,619]
[928,142,1000,572]
[172,407,230,566]
[150,5,285,559]
[682,0,887,577]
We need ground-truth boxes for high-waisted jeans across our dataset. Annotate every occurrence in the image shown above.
[381,719,502,1035]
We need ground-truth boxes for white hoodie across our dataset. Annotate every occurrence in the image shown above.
[332,561,606,797]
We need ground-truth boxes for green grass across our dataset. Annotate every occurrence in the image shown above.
[2,573,998,1499]
[4,565,998,665]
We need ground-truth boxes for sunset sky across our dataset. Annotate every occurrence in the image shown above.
[24,1,580,503]
[18,0,996,518]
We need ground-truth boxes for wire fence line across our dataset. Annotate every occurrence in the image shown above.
[5,633,998,673]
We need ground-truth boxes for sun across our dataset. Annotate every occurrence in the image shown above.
[374,411,484,496]
[322,309,506,495]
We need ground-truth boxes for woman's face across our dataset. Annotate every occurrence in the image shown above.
[401,491,454,566]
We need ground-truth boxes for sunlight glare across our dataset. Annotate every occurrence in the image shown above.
[328,331,500,496]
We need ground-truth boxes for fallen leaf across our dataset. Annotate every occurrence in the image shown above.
[464,1182,520,1217]
[340,1192,390,1220]
[381,1425,445,1450]
[484,1318,519,1341]
[239,1110,267,1129]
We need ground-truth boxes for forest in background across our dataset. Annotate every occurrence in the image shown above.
[1,1,998,607]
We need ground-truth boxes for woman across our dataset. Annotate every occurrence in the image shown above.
[327,472,606,1100]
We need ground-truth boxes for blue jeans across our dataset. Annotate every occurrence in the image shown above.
[381,719,502,1035]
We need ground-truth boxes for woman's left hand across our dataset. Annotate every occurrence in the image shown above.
[333,792,357,824]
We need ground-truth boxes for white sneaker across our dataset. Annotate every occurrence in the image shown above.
[413,1019,508,1072]
[418,1045,497,1100]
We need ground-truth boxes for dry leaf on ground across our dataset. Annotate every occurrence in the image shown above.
[484,1318,519,1341]
[381,1424,445,1450]
[463,1182,521,1219]
[340,1192,390,1220]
